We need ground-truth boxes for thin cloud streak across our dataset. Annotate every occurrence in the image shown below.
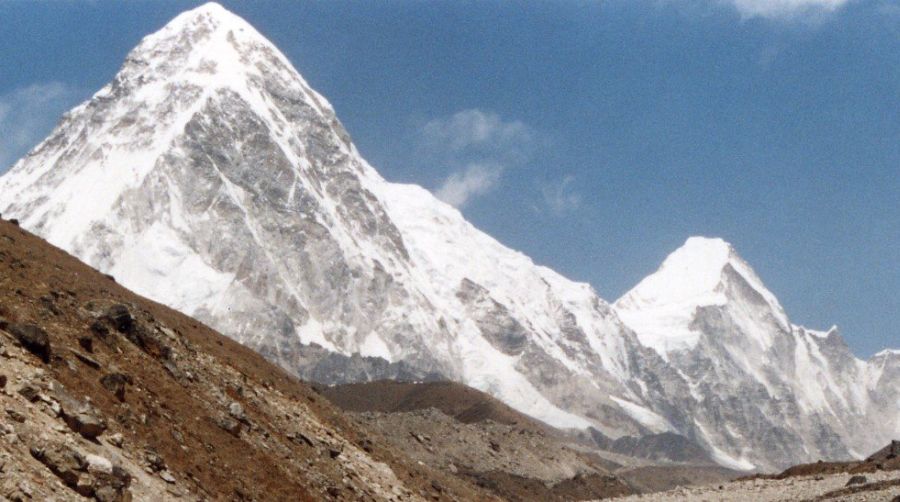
[720,0,852,19]
[436,162,504,208]
[421,109,535,208]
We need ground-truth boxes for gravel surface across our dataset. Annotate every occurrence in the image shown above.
[606,470,900,501]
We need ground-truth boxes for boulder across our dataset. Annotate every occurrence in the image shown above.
[53,386,107,439]
[5,409,26,423]
[105,305,134,334]
[846,475,867,486]
[64,409,107,440]
[17,384,41,402]
[216,414,241,437]
[93,466,132,502]
[107,433,124,448]
[84,454,114,475]
[100,373,130,402]
[29,443,83,486]
[144,450,167,472]
[7,323,50,362]
[228,401,247,423]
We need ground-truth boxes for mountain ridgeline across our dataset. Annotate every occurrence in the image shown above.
[0,3,896,471]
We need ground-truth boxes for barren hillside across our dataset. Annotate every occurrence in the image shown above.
[0,217,495,501]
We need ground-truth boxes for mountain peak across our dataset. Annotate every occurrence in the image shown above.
[616,236,739,311]
[188,1,230,16]
[156,2,252,37]
[667,236,736,279]
[614,236,790,354]
[115,0,317,103]
[0,2,336,251]
[679,236,735,258]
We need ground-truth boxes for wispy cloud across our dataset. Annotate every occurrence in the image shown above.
[435,162,504,208]
[540,175,582,215]
[718,0,852,19]
[0,82,79,172]
[421,109,533,159]
[420,109,534,208]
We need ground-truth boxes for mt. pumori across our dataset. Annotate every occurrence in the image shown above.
[0,3,895,471]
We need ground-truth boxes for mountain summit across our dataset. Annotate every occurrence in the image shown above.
[616,236,789,356]
[0,3,896,471]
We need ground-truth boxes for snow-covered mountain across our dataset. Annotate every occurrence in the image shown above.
[615,237,898,466]
[0,3,895,471]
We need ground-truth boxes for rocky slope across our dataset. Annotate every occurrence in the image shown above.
[0,2,896,471]
[0,217,495,501]
[322,381,743,500]
[321,381,557,432]
[608,469,900,502]
[607,441,900,501]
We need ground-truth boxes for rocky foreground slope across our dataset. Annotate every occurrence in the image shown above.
[1,2,896,471]
[0,217,495,501]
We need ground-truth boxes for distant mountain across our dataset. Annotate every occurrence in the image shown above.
[615,237,899,467]
[1,2,895,471]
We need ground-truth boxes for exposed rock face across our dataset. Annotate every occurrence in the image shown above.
[287,343,446,385]
[868,440,900,462]
[0,2,896,471]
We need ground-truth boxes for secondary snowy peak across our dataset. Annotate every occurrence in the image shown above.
[617,236,784,313]
[615,237,898,466]
[621,236,735,306]
[615,237,789,354]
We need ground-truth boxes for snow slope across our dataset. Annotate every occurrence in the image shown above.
[0,3,895,470]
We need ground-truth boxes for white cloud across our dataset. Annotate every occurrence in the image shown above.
[541,175,582,215]
[0,82,78,172]
[421,109,533,158]
[435,162,503,208]
[719,0,852,19]
[422,109,535,208]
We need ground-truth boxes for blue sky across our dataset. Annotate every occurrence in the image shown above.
[0,0,897,356]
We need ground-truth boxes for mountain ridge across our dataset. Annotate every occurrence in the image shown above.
[0,2,896,472]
